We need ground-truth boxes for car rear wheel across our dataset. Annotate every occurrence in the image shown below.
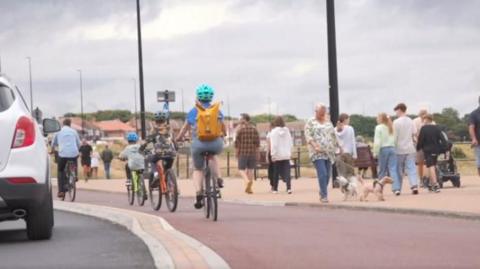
[26,192,54,240]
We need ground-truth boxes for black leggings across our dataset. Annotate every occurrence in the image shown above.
[57,157,78,193]
[272,160,291,191]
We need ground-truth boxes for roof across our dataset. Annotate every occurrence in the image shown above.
[95,120,135,132]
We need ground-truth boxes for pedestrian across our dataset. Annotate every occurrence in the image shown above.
[79,139,93,182]
[373,113,400,194]
[413,109,429,185]
[90,147,100,179]
[335,113,357,159]
[469,96,480,177]
[101,145,114,179]
[393,103,419,195]
[417,114,448,193]
[305,103,341,203]
[268,116,293,194]
[235,113,260,194]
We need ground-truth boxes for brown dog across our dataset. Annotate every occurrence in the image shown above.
[358,176,394,202]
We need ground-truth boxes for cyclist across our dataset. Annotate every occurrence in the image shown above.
[119,132,146,190]
[175,84,226,209]
[52,118,81,199]
[140,111,177,189]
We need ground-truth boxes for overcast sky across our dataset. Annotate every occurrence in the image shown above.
[1,0,479,119]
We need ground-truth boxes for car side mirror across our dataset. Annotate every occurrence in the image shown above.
[43,118,61,136]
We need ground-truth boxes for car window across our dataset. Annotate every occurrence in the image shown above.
[0,85,15,113]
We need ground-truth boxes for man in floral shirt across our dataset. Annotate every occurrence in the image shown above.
[305,103,341,203]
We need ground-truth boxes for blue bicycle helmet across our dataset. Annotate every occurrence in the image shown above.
[126,132,138,142]
[154,111,168,121]
[196,84,214,102]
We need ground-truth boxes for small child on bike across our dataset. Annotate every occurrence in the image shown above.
[119,132,145,183]
[140,111,177,188]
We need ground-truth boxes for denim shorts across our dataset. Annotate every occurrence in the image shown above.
[191,138,224,170]
[475,146,480,168]
[238,155,257,170]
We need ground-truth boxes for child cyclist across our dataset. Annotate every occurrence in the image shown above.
[119,133,146,191]
[140,111,177,189]
[176,84,226,209]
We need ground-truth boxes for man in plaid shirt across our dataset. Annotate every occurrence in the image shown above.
[235,113,260,194]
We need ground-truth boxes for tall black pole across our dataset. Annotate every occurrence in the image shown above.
[26,57,33,112]
[133,78,139,134]
[326,0,339,125]
[77,69,85,136]
[136,0,147,140]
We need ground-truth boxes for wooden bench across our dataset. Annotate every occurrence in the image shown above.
[253,151,300,180]
[354,145,378,178]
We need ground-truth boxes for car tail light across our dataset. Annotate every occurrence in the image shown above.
[7,177,37,184]
[11,116,36,149]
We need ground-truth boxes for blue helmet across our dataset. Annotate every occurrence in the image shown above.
[196,84,214,102]
[126,132,138,142]
[154,111,168,121]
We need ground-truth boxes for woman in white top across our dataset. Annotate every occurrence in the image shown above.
[90,148,100,179]
[335,113,357,159]
[267,116,293,194]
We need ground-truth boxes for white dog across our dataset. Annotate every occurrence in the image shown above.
[336,176,360,201]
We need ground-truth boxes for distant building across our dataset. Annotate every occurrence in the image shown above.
[58,117,101,140]
[95,119,135,140]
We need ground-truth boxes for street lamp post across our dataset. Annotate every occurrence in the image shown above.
[77,69,85,136]
[326,0,340,188]
[136,0,147,140]
[326,0,339,125]
[26,57,33,112]
[133,78,139,134]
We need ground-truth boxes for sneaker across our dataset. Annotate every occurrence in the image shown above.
[57,192,65,198]
[412,187,419,195]
[271,190,278,194]
[320,198,329,203]
[432,184,441,193]
[217,178,224,188]
[194,194,204,209]
[394,191,401,196]
[287,189,292,194]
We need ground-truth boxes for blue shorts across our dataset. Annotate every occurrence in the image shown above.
[475,146,480,168]
[191,138,224,170]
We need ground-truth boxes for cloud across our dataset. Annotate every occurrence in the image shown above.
[1,0,479,120]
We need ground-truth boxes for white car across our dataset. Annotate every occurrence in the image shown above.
[0,75,60,240]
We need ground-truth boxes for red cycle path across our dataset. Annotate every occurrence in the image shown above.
[72,190,480,269]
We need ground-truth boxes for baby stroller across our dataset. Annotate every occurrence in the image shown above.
[422,132,461,188]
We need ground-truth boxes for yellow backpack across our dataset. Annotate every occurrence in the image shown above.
[196,102,223,141]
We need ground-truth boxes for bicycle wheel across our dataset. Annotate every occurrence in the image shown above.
[127,180,134,205]
[203,166,211,219]
[165,169,179,213]
[209,176,218,221]
[67,170,76,202]
[149,174,162,211]
[135,172,147,206]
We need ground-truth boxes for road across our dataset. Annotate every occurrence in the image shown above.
[73,189,480,269]
[0,210,154,269]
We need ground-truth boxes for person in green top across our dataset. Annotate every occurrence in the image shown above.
[373,113,400,195]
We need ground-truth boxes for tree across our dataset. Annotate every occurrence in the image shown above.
[349,114,377,139]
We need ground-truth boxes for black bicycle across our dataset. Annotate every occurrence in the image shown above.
[202,152,220,221]
[62,160,77,202]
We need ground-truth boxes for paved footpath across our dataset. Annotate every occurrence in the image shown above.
[55,176,480,269]
[66,175,480,216]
